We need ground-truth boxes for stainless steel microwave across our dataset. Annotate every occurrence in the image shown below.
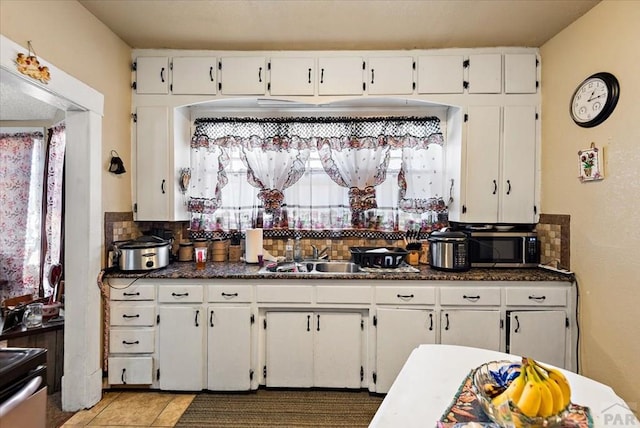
[468,231,539,268]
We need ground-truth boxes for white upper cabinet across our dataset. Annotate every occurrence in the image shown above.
[504,53,538,93]
[134,106,170,221]
[171,56,217,95]
[500,105,537,223]
[135,57,169,94]
[417,55,464,94]
[219,56,267,95]
[467,54,502,94]
[269,57,315,96]
[367,56,415,95]
[462,105,537,224]
[317,56,365,95]
[464,105,502,223]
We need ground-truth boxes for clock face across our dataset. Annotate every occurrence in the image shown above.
[570,72,620,128]
[571,77,608,123]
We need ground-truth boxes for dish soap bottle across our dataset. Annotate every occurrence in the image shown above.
[294,236,303,262]
[285,238,294,262]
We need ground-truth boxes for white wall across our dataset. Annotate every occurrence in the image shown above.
[541,0,640,410]
[0,0,132,213]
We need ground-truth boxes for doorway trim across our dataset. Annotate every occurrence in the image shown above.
[1,34,104,411]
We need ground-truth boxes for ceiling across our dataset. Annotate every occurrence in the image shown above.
[78,0,600,51]
[1,0,600,123]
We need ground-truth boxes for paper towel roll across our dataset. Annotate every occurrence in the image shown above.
[245,228,263,263]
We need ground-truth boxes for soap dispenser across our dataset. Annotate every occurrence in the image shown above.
[294,236,303,262]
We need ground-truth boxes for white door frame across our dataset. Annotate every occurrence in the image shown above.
[1,35,104,411]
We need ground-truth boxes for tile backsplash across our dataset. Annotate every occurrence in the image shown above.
[536,214,571,270]
[104,211,570,268]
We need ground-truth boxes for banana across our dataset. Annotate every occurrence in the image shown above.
[533,364,565,414]
[529,365,554,417]
[538,362,572,408]
[515,367,542,418]
[492,367,526,407]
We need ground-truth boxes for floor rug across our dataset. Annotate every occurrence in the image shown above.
[175,389,384,427]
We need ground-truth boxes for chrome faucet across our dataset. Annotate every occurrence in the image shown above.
[311,245,329,260]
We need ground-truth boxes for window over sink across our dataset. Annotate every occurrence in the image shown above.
[185,113,450,234]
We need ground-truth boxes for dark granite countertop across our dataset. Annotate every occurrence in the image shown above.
[105,261,574,282]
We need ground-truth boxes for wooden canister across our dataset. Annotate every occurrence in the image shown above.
[228,245,242,262]
[178,241,194,262]
[211,239,228,262]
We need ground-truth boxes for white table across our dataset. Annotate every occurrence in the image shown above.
[369,344,638,428]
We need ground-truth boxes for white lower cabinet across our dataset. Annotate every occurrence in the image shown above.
[107,281,156,386]
[265,311,362,388]
[207,305,252,390]
[374,308,436,393]
[440,310,501,351]
[158,305,205,390]
[507,310,566,368]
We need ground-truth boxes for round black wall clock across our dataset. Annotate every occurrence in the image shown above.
[570,72,620,128]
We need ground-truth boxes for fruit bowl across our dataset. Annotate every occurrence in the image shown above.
[472,360,569,428]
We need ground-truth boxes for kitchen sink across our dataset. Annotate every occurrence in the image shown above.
[259,261,365,274]
[313,262,361,273]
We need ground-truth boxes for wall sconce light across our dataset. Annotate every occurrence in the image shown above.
[109,150,126,174]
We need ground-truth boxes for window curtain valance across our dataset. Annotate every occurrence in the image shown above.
[189,116,444,225]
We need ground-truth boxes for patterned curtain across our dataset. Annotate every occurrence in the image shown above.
[188,116,443,231]
[41,124,66,297]
[0,131,44,301]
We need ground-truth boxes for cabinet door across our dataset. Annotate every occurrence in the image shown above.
[134,106,169,221]
[318,57,364,95]
[464,106,501,223]
[108,357,153,385]
[269,57,315,96]
[375,308,436,393]
[171,56,217,95]
[265,312,314,387]
[219,56,267,95]
[468,54,502,94]
[313,312,362,388]
[207,306,252,390]
[158,305,204,390]
[500,105,537,223]
[440,310,501,351]
[505,53,538,94]
[508,310,566,368]
[135,57,169,94]
[367,57,414,95]
[417,55,464,94]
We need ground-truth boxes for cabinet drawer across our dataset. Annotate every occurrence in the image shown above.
[316,286,372,304]
[110,328,155,353]
[440,287,501,306]
[110,304,155,326]
[376,287,436,305]
[506,287,567,306]
[110,284,155,301]
[158,285,203,303]
[256,285,313,303]
[207,285,252,303]
[108,357,153,385]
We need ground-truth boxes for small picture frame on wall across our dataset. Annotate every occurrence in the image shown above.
[578,142,604,182]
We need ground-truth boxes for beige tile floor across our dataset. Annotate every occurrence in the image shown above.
[62,391,196,427]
